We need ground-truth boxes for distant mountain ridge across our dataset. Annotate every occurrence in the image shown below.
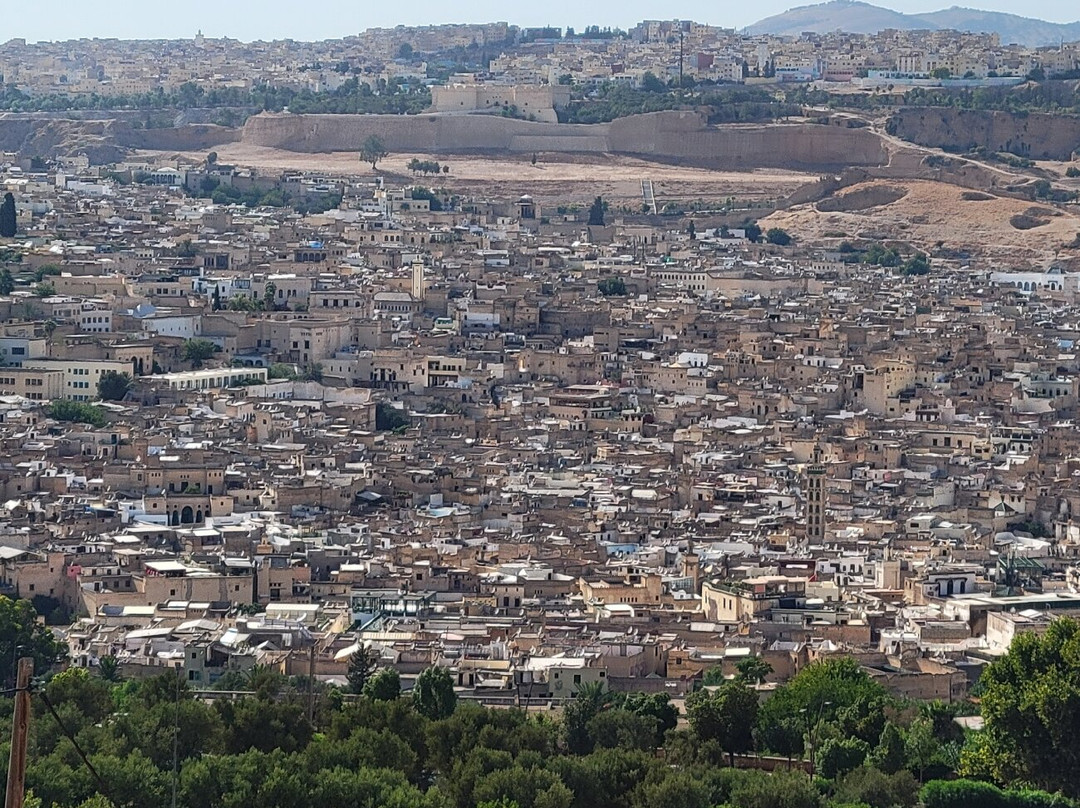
[746,1,1080,47]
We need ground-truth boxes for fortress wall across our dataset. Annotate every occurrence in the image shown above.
[4,108,890,169]
[608,111,888,169]
[890,107,1080,160]
[240,111,890,170]
[242,113,610,153]
[507,135,609,152]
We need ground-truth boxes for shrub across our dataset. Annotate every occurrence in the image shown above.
[920,779,1008,808]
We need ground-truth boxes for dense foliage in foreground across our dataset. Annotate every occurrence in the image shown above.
[4,610,1080,808]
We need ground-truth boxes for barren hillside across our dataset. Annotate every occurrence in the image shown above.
[762,179,1080,264]
[148,146,813,208]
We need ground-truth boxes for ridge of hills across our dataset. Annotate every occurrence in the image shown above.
[745,1,1080,47]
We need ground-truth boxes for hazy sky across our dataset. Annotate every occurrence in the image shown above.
[8,1,1080,42]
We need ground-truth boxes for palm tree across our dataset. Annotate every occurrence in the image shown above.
[575,680,613,711]
[98,654,121,682]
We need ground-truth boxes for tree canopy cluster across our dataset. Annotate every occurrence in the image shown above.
[558,85,801,125]
[46,400,107,428]
[5,596,1080,808]
[0,77,431,116]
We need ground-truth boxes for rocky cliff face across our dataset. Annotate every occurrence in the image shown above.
[889,108,1080,161]
[0,114,238,162]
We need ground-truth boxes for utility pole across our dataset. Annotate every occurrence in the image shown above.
[5,657,33,808]
[678,29,685,90]
[171,665,181,808]
[307,642,317,723]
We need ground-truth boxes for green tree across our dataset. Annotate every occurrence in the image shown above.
[586,708,658,752]
[588,196,606,226]
[685,680,758,765]
[641,72,666,92]
[756,657,890,747]
[34,281,55,297]
[97,654,121,681]
[864,243,902,267]
[753,716,804,762]
[362,668,401,701]
[562,681,614,754]
[97,370,133,401]
[347,647,376,694]
[833,766,919,808]
[818,737,870,779]
[34,264,61,282]
[735,656,773,685]
[216,696,314,754]
[473,764,573,808]
[633,770,712,808]
[743,222,762,243]
[617,692,678,746]
[727,768,822,808]
[37,667,115,755]
[262,281,277,311]
[375,402,410,431]
[360,134,388,170]
[0,192,16,238]
[413,665,457,719]
[0,596,65,684]
[872,720,906,775]
[0,268,14,294]
[765,227,792,246]
[902,253,930,275]
[182,338,218,369]
[920,779,1008,808]
[597,277,627,296]
[701,666,727,686]
[268,363,299,380]
[46,400,107,427]
[113,681,224,769]
[904,716,940,783]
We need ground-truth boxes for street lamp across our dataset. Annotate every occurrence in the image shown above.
[800,700,832,778]
[10,644,25,685]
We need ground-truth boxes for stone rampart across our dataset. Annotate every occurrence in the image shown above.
[241,110,889,170]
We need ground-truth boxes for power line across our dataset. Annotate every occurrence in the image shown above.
[38,690,118,808]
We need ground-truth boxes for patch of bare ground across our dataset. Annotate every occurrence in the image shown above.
[817,184,907,212]
[138,145,815,207]
[761,179,1080,263]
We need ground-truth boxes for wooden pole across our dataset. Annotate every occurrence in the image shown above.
[307,644,316,723]
[5,657,33,808]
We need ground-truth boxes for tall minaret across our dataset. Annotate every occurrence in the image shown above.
[805,444,827,543]
[411,262,425,303]
[681,540,700,593]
